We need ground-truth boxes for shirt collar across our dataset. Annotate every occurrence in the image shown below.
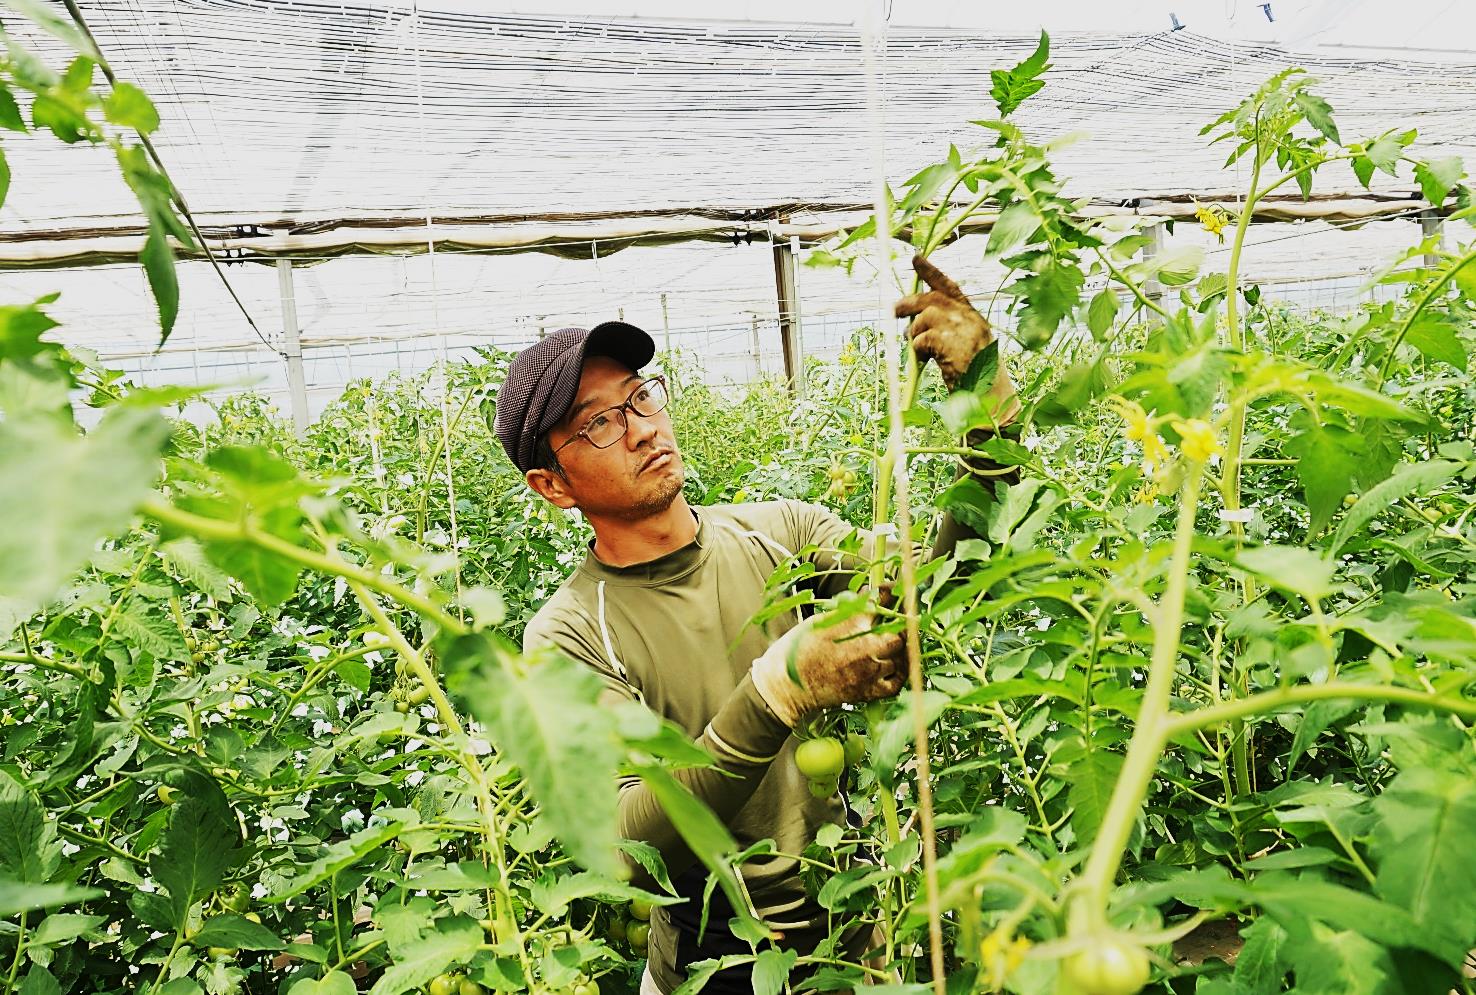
[578,507,711,586]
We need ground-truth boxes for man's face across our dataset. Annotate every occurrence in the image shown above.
[534,355,685,519]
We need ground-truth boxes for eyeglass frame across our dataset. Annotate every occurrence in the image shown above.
[552,375,669,455]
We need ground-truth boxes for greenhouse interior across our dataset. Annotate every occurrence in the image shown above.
[3,1,1475,994]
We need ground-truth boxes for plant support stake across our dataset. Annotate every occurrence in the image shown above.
[860,4,946,991]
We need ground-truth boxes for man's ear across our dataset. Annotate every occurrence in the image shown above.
[526,467,577,510]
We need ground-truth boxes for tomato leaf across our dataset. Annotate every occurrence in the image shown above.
[268,821,406,903]
[0,881,101,919]
[1402,317,1467,371]
[0,772,59,883]
[990,31,1050,117]
[1414,156,1465,206]
[1370,765,1476,966]
[1293,90,1340,144]
[631,763,765,936]
[1232,918,1287,994]
[463,647,622,878]
[1067,748,1123,844]
[191,914,285,951]
[1086,288,1119,340]
[0,86,26,132]
[111,603,188,662]
[985,201,1039,259]
[1283,416,1365,536]
[140,221,179,344]
[1327,460,1460,558]
[752,948,799,995]
[102,81,159,134]
[0,403,170,635]
[150,794,240,929]
[286,972,358,995]
[368,915,483,995]
[1237,546,1337,602]
[1280,922,1394,995]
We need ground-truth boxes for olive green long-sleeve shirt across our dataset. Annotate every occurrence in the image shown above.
[522,500,864,992]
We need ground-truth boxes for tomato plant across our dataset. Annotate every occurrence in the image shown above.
[1,15,1474,995]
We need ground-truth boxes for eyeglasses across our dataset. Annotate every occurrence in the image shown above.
[554,376,669,454]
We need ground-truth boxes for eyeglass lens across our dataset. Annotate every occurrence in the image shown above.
[587,378,667,448]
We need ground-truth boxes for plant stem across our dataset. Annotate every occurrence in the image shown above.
[141,498,464,633]
[1093,247,1171,321]
[0,651,88,680]
[1376,244,1476,385]
[1162,681,1476,737]
[3,913,27,993]
[1072,463,1203,928]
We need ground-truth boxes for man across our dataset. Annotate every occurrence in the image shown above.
[494,257,1018,994]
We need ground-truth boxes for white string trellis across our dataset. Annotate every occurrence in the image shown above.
[410,0,464,612]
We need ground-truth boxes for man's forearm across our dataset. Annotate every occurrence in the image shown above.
[617,673,789,886]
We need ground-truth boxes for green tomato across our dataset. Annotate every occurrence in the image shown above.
[458,981,484,995]
[1062,940,1150,995]
[572,982,601,995]
[393,699,411,714]
[629,898,652,921]
[627,921,651,951]
[221,884,250,913]
[808,776,839,799]
[191,652,206,665]
[206,946,237,958]
[607,917,628,943]
[795,737,845,779]
[428,974,458,995]
[407,683,432,706]
[842,733,867,767]
[203,638,220,652]
[156,784,178,805]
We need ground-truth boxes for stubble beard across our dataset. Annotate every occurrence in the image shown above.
[627,463,685,518]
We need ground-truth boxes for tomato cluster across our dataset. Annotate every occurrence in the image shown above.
[794,732,867,797]
[427,974,485,995]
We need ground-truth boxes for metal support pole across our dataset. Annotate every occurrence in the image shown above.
[750,313,762,381]
[660,292,673,388]
[772,228,805,397]
[276,258,309,434]
[1142,221,1166,304]
[1419,208,1445,269]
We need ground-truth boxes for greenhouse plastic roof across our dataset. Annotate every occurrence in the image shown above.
[2,1,1475,414]
[7,0,1476,235]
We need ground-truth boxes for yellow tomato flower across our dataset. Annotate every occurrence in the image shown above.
[1108,396,1152,442]
[1140,432,1170,474]
[979,929,1031,989]
[1172,418,1222,463]
[1193,199,1231,243]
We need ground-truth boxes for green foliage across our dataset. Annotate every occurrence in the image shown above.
[1,14,1475,995]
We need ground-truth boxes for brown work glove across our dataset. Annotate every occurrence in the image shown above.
[750,611,905,728]
[895,255,992,388]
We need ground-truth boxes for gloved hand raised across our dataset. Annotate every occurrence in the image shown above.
[750,611,905,728]
[894,254,992,388]
[895,257,1019,427]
